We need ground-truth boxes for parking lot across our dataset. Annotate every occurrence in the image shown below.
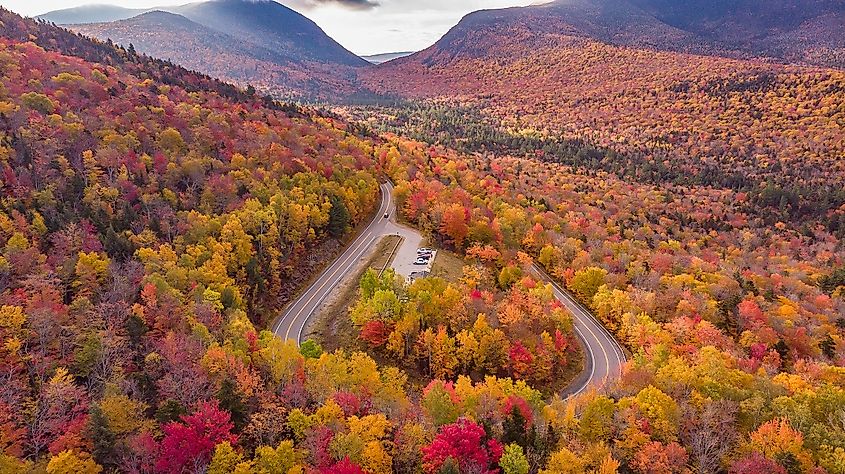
[406,248,436,283]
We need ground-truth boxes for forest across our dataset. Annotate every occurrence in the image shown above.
[1,7,845,474]
[364,34,845,224]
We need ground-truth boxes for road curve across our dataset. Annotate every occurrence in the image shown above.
[273,181,625,396]
[272,181,394,344]
[532,263,627,397]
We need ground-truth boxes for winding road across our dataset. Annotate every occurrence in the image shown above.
[532,264,627,396]
[273,182,626,396]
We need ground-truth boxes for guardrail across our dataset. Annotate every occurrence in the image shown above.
[379,235,403,277]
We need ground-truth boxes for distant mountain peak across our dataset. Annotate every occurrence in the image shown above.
[63,0,367,99]
[408,0,845,68]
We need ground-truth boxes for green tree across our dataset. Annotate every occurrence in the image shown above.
[88,406,115,467]
[216,379,247,431]
[500,444,530,474]
[328,195,351,238]
[300,339,323,359]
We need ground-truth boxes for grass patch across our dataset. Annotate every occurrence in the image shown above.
[306,235,402,353]
[430,248,465,281]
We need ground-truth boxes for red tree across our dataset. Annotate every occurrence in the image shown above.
[422,418,503,474]
[508,341,534,380]
[155,401,237,473]
[729,453,787,474]
[359,320,393,347]
[321,457,366,474]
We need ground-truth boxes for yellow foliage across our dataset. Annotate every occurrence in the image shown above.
[0,305,25,331]
[46,450,102,474]
[541,447,586,474]
[98,394,152,436]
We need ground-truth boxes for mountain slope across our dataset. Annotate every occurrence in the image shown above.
[421,0,701,62]
[397,0,845,68]
[172,0,365,67]
[362,0,845,201]
[72,10,361,99]
[626,0,845,66]
[64,0,367,98]
[37,4,148,24]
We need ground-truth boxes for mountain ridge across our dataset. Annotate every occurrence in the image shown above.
[63,0,367,98]
[37,4,149,24]
[396,0,845,69]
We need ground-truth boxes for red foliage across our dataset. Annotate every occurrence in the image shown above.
[422,418,503,474]
[0,402,26,458]
[503,395,533,430]
[47,414,90,455]
[333,391,366,417]
[738,299,766,328]
[508,341,534,380]
[359,320,394,347]
[321,457,366,474]
[630,441,689,474]
[303,425,334,468]
[119,432,157,474]
[155,401,237,474]
[729,453,787,474]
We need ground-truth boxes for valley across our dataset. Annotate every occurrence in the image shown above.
[1,1,845,473]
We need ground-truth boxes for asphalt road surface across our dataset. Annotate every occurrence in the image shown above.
[273,181,626,396]
[273,181,417,343]
[532,263,627,396]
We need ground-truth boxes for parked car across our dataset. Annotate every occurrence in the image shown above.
[417,247,433,254]
[413,258,429,265]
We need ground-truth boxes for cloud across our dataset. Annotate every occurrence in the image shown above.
[299,0,379,10]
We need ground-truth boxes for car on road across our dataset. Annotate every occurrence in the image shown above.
[383,212,389,218]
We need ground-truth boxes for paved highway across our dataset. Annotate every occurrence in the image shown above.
[532,263,627,397]
[273,181,626,396]
[272,181,394,343]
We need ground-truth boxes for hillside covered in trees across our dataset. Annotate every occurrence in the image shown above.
[363,32,845,222]
[2,7,845,474]
[69,0,367,100]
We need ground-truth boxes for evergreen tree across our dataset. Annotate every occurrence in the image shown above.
[89,405,115,467]
[328,195,351,238]
[216,378,248,431]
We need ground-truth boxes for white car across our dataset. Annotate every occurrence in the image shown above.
[413,257,429,265]
[417,247,433,254]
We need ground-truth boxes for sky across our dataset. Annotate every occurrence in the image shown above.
[0,0,537,55]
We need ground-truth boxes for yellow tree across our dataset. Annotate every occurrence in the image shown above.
[47,451,102,474]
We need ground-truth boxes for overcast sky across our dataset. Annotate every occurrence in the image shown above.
[0,0,537,55]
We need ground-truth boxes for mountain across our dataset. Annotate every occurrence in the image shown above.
[627,0,845,66]
[72,10,360,99]
[362,51,415,65]
[362,0,845,198]
[37,4,149,24]
[391,0,845,68]
[171,0,365,67]
[63,0,368,98]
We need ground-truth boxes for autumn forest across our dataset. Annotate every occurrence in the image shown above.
[2,1,845,473]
